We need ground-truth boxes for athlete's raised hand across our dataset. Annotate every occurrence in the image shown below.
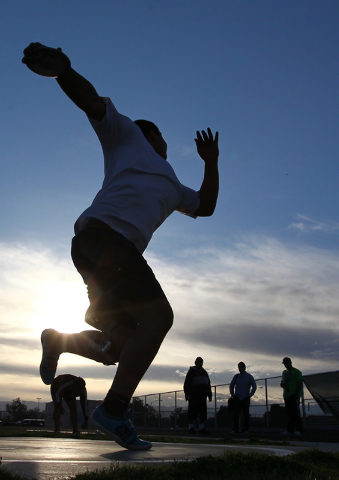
[195,128,219,164]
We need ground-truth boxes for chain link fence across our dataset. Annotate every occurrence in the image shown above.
[130,375,334,430]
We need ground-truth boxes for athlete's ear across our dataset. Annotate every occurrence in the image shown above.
[147,129,159,141]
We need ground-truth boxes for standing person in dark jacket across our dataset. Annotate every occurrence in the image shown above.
[184,357,212,434]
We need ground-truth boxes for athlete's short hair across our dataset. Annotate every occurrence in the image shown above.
[134,119,160,138]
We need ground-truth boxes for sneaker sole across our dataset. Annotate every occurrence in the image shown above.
[40,329,59,385]
[91,415,152,451]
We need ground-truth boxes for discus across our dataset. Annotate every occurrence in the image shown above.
[22,46,71,78]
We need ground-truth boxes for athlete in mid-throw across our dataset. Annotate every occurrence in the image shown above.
[23,42,220,450]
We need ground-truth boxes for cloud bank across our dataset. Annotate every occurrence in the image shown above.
[0,235,338,401]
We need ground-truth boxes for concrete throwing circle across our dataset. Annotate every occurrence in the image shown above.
[0,437,295,480]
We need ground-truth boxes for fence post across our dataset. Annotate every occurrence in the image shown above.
[174,391,177,428]
[144,395,147,428]
[214,385,217,428]
[265,379,269,428]
[158,394,161,428]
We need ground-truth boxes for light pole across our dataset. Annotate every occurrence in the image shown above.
[36,397,41,414]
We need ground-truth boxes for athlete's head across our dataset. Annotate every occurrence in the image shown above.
[134,119,167,160]
[72,376,86,395]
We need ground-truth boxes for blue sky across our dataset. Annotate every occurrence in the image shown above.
[0,1,339,407]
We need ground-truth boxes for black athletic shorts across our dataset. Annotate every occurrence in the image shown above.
[71,227,167,329]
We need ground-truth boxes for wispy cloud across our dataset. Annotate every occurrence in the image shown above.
[180,145,196,157]
[289,214,339,233]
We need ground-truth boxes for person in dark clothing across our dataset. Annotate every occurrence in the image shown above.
[184,357,212,434]
[51,374,88,433]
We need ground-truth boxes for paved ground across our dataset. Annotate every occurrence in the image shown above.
[1,436,339,480]
[138,426,339,444]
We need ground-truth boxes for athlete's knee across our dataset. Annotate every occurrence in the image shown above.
[123,297,173,335]
[165,306,174,330]
[158,301,174,333]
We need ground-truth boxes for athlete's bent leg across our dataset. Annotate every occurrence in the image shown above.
[91,297,173,451]
[61,328,135,365]
[65,398,79,433]
[41,325,136,374]
[108,297,173,400]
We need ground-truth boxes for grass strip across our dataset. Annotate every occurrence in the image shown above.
[1,449,339,480]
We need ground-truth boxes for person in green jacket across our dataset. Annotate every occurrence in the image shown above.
[280,357,303,435]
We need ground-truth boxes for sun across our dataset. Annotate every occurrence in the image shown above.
[32,278,90,334]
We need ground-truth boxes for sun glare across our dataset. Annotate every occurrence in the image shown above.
[32,279,89,334]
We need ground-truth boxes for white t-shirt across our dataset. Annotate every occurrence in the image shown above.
[230,372,257,401]
[74,98,200,253]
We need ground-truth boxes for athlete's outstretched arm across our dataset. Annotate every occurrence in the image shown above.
[23,43,106,121]
[194,128,219,217]
[56,67,106,121]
